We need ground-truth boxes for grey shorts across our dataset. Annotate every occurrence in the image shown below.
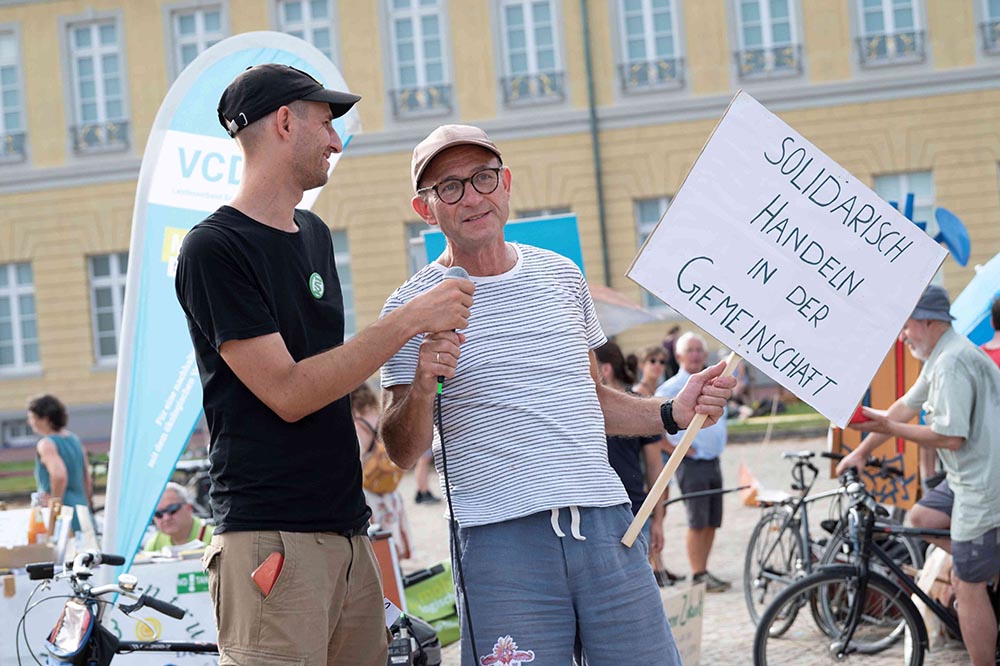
[916,478,953,517]
[675,457,723,529]
[953,527,1000,583]
[453,504,681,666]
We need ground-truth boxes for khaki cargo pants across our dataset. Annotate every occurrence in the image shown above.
[202,530,387,666]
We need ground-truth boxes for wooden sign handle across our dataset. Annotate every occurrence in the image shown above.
[622,351,742,547]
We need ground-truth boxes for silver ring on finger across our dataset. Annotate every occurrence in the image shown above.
[436,352,440,363]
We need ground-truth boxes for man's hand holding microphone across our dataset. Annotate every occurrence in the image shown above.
[409,267,474,395]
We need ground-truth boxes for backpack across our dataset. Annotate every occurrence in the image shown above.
[359,417,404,495]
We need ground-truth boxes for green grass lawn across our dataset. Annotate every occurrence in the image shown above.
[0,455,108,498]
[727,401,830,436]
[0,410,829,497]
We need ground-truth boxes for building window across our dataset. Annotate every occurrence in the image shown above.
[856,0,924,66]
[735,0,802,78]
[89,252,128,363]
[618,0,683,92]
[0,262,39,373]
[499,0,565,105]
[406,221,428,276]
[983,0,1000,53]
[276,0,334,60]
[331,230,355,337]
[67,20,129,154]
[873,171,935,236]
[388,0,452,119]
[0,30,25,162]
[635,197,670,309]
[172,5,225,76]
[1,418,35,448]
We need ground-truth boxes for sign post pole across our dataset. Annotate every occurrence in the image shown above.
[623,351,742,547]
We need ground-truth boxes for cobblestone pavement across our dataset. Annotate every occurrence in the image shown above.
[399,435,973,665]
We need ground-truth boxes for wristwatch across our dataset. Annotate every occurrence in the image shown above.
[660,400,679,435]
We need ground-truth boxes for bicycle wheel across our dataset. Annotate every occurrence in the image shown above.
[753,566,926,666]
[744,508,803,634]
[814,521,925,652]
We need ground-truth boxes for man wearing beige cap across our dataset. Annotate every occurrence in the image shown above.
[379,124,735,665]
[838,284,1000,666]
[175,66,473,666]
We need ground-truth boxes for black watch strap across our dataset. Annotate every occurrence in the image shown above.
[660,400,679,435]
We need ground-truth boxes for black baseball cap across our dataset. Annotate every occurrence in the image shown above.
[217,63,360,138]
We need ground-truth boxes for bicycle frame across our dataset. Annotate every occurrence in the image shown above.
[822,479,959,658]
[754,456,842,581]
[835,505,960,654]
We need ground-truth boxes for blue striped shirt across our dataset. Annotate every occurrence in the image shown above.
[380,244,627,527]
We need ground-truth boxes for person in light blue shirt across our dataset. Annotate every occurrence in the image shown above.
[655,332,730,592]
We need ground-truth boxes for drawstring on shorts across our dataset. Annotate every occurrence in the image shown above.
[549,506,587,541]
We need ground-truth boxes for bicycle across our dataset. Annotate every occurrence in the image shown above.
[15,549,218,665]
[753,466,999,665]
[743,450,923,634]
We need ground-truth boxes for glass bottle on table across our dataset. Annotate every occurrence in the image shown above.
[27,491,49,545]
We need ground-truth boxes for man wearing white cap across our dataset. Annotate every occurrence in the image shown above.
[838,284,1000,666]
[379,124,736,665]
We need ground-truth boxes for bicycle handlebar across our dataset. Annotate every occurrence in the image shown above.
[819,451,903,478]
[120,594,187,620]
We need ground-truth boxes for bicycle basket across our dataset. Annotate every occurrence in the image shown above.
[45,599,119,666]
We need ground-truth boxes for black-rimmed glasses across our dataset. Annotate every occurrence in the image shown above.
[154,502,184,519]
[418,166,504,205]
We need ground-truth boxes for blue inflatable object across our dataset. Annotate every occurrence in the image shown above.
[952,252,1000,345]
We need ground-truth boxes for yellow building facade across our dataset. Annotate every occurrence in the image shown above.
[0,0,998,442]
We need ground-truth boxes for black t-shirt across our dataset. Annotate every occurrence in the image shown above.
[175,205,369,533]
[606,391,663,516]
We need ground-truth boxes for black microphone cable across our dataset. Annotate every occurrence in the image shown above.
[433,263,477,659]
[435,380,478,660]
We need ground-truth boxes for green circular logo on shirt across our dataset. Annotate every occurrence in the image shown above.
[308,273,325,299]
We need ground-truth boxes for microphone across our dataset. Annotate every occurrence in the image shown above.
[437,266,469,390]
[443,265,469,281]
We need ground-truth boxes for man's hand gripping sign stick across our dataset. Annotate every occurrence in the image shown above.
[622,351,741,547]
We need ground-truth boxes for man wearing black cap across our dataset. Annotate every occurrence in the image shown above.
[838,284,1000,666]
[175,64,474,665]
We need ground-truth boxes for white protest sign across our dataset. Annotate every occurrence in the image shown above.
[628,91,946,427]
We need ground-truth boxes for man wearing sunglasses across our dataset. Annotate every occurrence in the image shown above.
[144,482,213,552]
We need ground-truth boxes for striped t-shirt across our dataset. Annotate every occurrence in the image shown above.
[380,243,628,527]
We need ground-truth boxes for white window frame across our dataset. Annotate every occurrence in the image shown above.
[617,0,683,91]
[88,252,128,364]
[734,0,800,77]
[0,26,26,162]
[330,229,355,338]
[873,171,936,238]
[168,3,227,79]
[65,16,129,154]
[1,418,35,448]
[0,262,39,375]
[274,0,336,62]
[855,0,924,64]
[634,197,671,310]
[387,0,452,117]
[498,0,564,104]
